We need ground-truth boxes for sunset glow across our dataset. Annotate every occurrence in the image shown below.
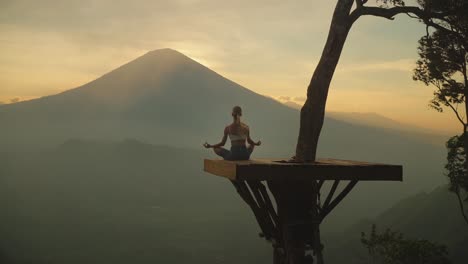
[0,0,461,134]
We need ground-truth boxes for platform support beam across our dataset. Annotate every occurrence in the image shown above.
[231,178,358,264]
[204,159,400,264]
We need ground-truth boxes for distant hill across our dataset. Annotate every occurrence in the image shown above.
[327,111,449,145]
[282,99,448,146]
[1,140,464,264]
[0,140,270,264]
[325,185,468,264]
[0,48,447,228]
[328,111,428,133]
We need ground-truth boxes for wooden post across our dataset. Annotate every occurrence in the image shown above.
[267,179,320,264]
[203,159,401,264]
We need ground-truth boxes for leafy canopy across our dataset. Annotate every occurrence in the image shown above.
[361,225,452,264]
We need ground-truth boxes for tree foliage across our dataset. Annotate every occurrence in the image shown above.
[445,135,468,222]
[446,135,468,193]
[413,29,466,115]
[295,0,465,161]
[361,225,452,264]
[412,0,468,224]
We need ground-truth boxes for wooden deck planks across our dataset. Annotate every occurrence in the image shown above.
[203,158,402,181]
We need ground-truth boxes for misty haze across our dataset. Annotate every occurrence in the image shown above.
[1,1,468,264]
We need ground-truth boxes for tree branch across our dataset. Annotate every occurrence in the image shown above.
[349,5,467,47]
[455,189,468,225]
[350,5,453,24]
[434,83,467,126]
[444,98,465,125]
[355,0,367,8]
[405,12,419,19]
[424,19,468,48]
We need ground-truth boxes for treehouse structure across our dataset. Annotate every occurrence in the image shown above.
[204,158,402,264]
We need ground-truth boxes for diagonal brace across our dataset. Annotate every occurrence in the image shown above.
[320,180,358,220]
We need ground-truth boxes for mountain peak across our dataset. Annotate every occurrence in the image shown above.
[145,48,180,55]
[142,48,190,60]
[124,48,205,72]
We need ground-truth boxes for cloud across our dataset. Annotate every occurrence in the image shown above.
[274,95,306,104]
[337,59,415,74]
[0,0,331,55]
[272,95,304,110]
[0,0,333,99]
[283,101,302,110]
[293,96,306,102]
[0,0,439,132]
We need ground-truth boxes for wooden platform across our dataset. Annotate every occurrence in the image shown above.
[204,158,402,181]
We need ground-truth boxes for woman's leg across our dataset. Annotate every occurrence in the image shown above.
[247,144,255,154]
[213,147,230,159]
[240,144,254,160]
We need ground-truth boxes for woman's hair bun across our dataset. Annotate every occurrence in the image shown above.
[232,106,242,116]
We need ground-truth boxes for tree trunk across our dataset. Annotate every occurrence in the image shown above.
[462,61,468,225]
[456,188,468,225]
[295,0,355,161]
[269,179,318,264]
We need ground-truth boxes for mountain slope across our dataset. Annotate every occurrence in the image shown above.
[0,48,447,228]
[325,185,468,264]
[282,100,448,146]
[0,140,271,264]
[0,49,297,155]
[328,112,421,131]
[327,111,448,145]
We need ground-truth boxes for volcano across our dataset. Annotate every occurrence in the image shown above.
[0,49,446,227]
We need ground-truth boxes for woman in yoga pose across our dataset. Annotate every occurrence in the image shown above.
[203,106,261,160]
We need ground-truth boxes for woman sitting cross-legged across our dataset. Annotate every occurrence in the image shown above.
[203,106,261,160]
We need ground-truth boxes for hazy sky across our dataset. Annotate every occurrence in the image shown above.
[0,0,462,134]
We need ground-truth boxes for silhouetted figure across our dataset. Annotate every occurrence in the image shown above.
[203,106,261,160]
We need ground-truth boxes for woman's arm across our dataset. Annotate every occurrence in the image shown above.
[210,133,227,148]
[204,127,228,148]
[247,129,261,146]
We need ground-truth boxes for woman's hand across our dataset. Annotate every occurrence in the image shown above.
[203,142,211,148]
[256,140,262,146]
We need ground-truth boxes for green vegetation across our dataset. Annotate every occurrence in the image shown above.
[446,135,468,223]
[413,0,468,224]
[361,225,451,264]
[1,140,467,264]
[0,49,465,263]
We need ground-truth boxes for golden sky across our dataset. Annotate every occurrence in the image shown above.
[0,0,462,134]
